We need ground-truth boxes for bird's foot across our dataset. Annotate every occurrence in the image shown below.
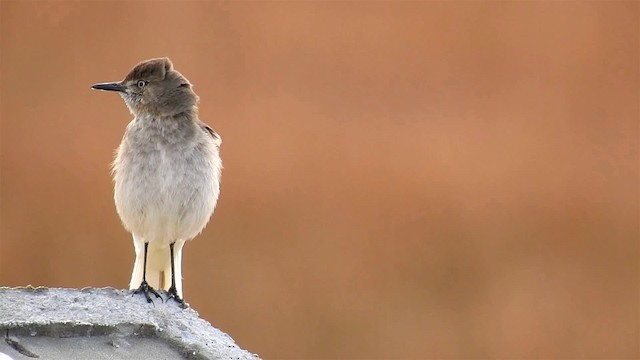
[166,286,187,308]
[132,280,163,304]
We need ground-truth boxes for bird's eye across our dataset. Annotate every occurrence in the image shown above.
[137,80,147,88]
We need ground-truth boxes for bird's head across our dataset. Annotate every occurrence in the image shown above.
[92,57,198,117]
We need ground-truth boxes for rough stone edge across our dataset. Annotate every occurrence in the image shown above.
[0,287,261,360]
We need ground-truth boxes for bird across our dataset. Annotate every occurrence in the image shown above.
[91,57,222,306]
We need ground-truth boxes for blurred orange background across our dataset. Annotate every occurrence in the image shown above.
[1,1,638,358]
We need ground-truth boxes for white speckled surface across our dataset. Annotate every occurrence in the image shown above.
[0,287,260,360]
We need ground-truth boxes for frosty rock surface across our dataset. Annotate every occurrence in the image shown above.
[0,287,260,360]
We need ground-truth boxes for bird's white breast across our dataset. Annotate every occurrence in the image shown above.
[113,116,222,244]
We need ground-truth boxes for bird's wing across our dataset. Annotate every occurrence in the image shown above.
[200,123,222,146]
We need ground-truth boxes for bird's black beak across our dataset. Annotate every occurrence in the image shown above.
[91,82,126,92]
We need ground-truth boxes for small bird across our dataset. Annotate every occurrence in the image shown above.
[91,57,222,306]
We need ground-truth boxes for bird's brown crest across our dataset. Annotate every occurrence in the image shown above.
[124,57,173,82]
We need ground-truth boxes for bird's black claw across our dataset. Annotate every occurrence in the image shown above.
[166,286,187,308]
[133,281,163,304]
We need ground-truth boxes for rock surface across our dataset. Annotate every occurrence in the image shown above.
[0,287,260,360]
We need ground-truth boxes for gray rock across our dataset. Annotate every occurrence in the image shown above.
[0,287,260,360]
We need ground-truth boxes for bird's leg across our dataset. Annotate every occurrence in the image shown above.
[133,242,162,303]
[166,242,186,307]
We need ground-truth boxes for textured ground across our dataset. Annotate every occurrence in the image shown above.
[0,287,260,360]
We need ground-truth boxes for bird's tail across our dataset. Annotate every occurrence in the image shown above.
[129,237,146,290]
